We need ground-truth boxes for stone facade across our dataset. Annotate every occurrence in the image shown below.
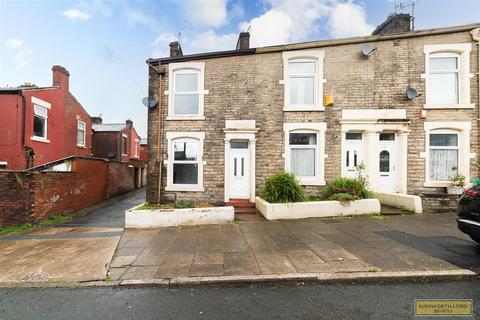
[146,25,480,207]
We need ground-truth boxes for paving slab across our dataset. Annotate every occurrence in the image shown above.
[110,212,480,282]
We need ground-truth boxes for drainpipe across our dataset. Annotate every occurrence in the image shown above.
[470,28,480,182]
[157,65,165,204]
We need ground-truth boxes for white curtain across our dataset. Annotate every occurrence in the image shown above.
[429,149,458,181]
[291,148,315,177]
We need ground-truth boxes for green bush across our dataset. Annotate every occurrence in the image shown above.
[260,172,308,203]
[174,199,195,209]
[321,177,373,202]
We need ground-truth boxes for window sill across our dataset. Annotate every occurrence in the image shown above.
[76,145,86,149]
[423,181,451,188]
[166,116,206,121]
[423,103,474,109]
[31,136,50,143]
[299,179,326,186]
[283,106,324,112]
[165,185,204,192]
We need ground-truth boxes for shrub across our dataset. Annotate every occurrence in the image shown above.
[260,172,308,203]
[174,199,195,209]
[321,177,373,202]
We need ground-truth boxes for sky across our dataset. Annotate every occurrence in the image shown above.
[1,0,479,138]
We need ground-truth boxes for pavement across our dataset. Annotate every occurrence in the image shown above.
[110,207,480,283]
[0,190,145,283]
[1,189,479,286]
[0,280,478,319]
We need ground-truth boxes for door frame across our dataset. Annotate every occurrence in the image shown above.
[224,120,258,203]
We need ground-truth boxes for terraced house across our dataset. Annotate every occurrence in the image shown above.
[145,14,480,212]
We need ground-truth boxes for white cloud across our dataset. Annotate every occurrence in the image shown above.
[5,38,31,68]
[185,30,238,53]
[152,32,178,57]
[152,30,238,57]
[6,38,23,50]
[183,0,228,28]
[63,9,90,20]
[125,8,161,32]
[327,2,374,37]
[240,10,292,47]
[239,0,372,47]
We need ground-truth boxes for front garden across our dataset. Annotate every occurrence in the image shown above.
[256,172,380,220]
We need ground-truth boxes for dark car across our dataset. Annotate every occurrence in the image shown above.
[457,186,480,244]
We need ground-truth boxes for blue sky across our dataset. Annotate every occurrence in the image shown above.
[1,0,479,137]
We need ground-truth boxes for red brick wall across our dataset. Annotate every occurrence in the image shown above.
[106,161,134,198]
[0,172,33,227]
[0,158,135,227]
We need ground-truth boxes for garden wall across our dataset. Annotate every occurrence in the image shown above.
[0,157,135,227]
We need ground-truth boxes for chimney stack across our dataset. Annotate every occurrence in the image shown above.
[126,119,133,127]
[169,41,183,57]
[91,116,102,124]
[52,65,70,92]
[372,13,412,35]
[236,32,250,50]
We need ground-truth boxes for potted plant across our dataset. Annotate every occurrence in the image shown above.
[447,172,466,195]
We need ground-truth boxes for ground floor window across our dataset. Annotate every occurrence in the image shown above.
[283,122,326,185]
[166,131,205,192]
[423,121,471,187]
[429,131,459,181]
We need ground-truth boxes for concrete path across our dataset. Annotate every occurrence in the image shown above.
[110,212,480,281]
[0,190,145,283]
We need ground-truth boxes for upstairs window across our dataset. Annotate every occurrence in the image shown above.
[173,69,200,115]
[288,60,316,106]
[167,62,206,119]
[33,105,47,139]
[282,50,325,111]
[134,139,139,158]
[422,43,472,109]
[77,120,86,147]
[428,54,459,105]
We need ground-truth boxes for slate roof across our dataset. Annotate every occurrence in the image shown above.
[92,123,126,132]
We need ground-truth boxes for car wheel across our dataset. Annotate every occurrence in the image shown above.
[469,235,480,244]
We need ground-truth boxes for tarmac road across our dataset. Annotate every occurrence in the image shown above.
[0,280,478,319]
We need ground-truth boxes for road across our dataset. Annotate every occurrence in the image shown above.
[0,280,478,319]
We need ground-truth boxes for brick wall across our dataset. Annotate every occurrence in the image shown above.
[147,28,479,206]
[0,158,135,227]
[106,161,135,198]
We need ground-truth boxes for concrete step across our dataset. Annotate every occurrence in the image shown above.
[226,199,254,208]
[234,207,257,214]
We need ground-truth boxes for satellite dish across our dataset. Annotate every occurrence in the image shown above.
[361,43,376,57]
[142,97,158,108]
[406,87,421,100]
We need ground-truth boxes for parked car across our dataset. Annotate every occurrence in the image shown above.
[457,186,480,244]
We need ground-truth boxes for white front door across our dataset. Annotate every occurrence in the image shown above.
[229,141,249,199]
[343,133,363,178]
[378,133,397,192]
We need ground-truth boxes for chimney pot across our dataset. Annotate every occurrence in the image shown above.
[236,32,250,50]
[126,119,133,127]
[91,116,102,124]
[169,41,183,57]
